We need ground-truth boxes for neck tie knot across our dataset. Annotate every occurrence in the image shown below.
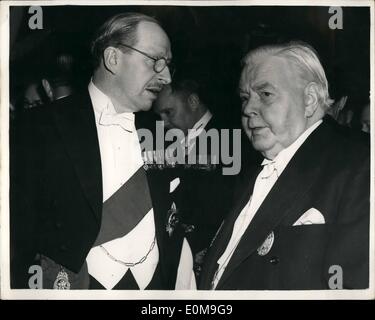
[261,160,278,179]
[99,110,134,133]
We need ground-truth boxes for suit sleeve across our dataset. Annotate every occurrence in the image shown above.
[10,112,43,288]
[323,150,370,289]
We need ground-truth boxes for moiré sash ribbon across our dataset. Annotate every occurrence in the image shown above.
[93,167,152,246]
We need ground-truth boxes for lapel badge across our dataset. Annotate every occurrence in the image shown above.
[181,223,195,234]
[257,231,274,256]
[53,267,71,289]
[166,202,180,237]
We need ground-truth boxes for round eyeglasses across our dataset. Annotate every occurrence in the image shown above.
[118,43,175,76]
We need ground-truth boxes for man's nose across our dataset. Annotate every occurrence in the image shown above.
[242,97,259,118]
[157,67,172,85]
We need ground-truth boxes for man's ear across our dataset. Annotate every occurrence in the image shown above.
[41,79,54,101]
[103,47,120,74]
[187,93,200,110]
[304,82,319,117]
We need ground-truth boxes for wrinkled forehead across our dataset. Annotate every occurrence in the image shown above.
[239,55,301,90]
[135,21,172,59]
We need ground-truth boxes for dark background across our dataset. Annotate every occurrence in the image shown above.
[9,5,370,125]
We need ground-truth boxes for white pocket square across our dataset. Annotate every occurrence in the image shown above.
[293,208,325,226]
[169,177,180,193]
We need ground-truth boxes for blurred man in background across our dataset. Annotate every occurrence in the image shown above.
[154,73,237,279]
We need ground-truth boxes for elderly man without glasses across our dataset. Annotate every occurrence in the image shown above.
[199,42,370,290]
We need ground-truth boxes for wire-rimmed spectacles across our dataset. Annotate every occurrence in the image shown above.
[118,43,175,76]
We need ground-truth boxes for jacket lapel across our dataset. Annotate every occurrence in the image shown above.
[215,121,330,289]
[51,92,103,222]
[199,163,259,289]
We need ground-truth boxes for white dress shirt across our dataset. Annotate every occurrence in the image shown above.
[86,81,158,289]
[212,120,322,288]
[85,81,196,290]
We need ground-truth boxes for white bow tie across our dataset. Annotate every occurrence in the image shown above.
[261,160,278,179]
[99,111,134,133]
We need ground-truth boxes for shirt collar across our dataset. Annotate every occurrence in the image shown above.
[192,110,213,131]
[88,80,135,123]
[186,110,213,144]
[262,120,323,175]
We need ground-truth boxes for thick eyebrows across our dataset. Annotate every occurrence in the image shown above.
[253,82,277,91]
[238,81,277,95]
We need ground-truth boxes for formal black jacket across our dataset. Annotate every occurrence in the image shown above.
[10,91,185,289]
[199,120,370,290]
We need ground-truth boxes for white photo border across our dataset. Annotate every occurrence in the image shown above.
[1,0,374,300]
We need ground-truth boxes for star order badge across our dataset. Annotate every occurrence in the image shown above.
[257,231,275,256]
[166,202,179,237]
[53,268,71,289]
[181,223,195,234]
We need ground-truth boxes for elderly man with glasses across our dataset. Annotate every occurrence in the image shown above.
[10,12,195,290]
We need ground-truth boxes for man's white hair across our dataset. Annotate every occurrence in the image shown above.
[242,41,334,111]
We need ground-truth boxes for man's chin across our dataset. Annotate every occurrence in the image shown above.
[251,138,271,153]
[142,105,153,112]
[137,102,153,112]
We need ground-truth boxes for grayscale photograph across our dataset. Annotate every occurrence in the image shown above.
[0,0,373,301]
